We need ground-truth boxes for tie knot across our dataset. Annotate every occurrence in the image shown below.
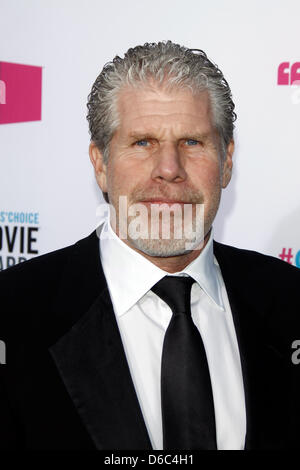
[151,276,195,315]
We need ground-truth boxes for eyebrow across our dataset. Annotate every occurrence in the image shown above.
[180,133,210,141]
[128,132,211,141]
[128,133,155,140]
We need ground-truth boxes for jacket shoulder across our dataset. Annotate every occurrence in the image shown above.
[214,240,300,273]
[213,240,300,302]
[0,230,97,283]
[0,231,99,334]
[0,240,74,284]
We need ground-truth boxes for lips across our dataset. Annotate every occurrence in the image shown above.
[139,199,191,205]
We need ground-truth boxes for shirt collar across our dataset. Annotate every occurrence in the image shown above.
[99,217,224,317]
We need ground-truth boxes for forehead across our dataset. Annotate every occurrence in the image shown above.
[115,84,213,135]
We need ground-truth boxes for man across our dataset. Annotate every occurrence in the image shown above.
[0,41,299,450]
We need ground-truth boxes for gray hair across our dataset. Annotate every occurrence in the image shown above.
[87,40,236,163]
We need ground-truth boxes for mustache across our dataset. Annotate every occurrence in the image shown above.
[129,184,204,205]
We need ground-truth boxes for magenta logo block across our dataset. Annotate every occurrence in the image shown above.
[277,62,300,85]
[0,61,42,124]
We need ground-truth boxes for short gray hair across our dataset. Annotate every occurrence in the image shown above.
[87,40,236,163]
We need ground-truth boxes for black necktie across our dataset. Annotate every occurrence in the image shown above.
[152,276,217,450]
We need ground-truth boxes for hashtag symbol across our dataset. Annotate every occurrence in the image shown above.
[279,248,294,264]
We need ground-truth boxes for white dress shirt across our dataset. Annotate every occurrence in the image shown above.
[99,218,246,450]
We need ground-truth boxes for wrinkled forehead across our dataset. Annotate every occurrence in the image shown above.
[115,84,214,136]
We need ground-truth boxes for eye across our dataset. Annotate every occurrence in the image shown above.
[135,140,150,147]
[185,139,200,146]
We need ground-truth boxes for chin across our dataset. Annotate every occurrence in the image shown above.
[128,236,204,258]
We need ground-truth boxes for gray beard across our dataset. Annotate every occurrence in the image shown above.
[113,200,206,257]
[127,232,204,257]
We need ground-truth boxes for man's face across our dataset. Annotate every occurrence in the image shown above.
[90,83,233,257]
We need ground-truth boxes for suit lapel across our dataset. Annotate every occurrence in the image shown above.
[213,241,289,450]
[49,230,152,450]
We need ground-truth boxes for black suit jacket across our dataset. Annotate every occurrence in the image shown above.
[0,229,300,450]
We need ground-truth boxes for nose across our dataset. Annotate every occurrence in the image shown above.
[151,143,187,183]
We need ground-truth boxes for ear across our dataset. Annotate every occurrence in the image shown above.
[222,139,234,188]
[89,141,107,193]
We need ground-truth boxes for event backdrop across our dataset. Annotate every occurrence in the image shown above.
[0,0,299,271]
